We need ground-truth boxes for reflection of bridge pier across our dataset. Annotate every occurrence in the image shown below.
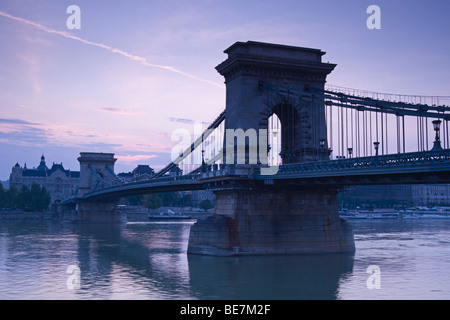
[187,252,354,299]
[71,222,193,298]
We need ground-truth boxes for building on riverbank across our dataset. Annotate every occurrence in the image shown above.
[9,155,80,205]
[341,184,450,207]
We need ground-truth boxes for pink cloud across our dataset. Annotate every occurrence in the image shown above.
[116,154,158,164]
[98,107,139,115]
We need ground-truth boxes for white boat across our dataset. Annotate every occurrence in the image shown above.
[340,210,400,219]
[148,209,193,220]
[372,213,400,219]
[400,207,450,219]
[400,211,421,219]
[341,208,450,220]
[420,214,450,219]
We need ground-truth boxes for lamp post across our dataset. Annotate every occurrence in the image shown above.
[374,142,380,156]
[201,149,206,172]
[347,147,353,159]
[319,139,326,160]
[432,120,443,150]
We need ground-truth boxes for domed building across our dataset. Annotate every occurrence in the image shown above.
[9,155,80,205]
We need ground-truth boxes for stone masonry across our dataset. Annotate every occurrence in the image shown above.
[188,41,355,255]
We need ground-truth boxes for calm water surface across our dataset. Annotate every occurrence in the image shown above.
[1,216,450,300]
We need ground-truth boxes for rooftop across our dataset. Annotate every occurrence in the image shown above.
[223,40,326,62]
[12,155,80,178]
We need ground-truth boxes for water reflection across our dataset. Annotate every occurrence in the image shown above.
[70,222,355,300]
[188,253,354,300]
[4,218,450,300]
[0,220,356,299]
[68,222,193,299]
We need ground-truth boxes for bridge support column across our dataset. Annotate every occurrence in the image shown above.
[62,152,125,223]
[64,201,125,223]
[188,187,355,256]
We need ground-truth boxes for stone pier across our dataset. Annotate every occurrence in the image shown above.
[188,41,354,255]
[63,152,124,223]
[188,187,355,256]
[68,201,124,223]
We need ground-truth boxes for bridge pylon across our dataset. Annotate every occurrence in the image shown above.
[78,152,117,196]
[64,152,123,223]
[188,41,355,255]
[216,41,336,164]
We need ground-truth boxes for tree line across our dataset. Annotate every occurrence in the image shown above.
[1,184,214,213]
[0,183,51,212]
[125,192,213,211]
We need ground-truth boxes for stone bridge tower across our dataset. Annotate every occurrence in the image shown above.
[188,41,355,256]
[77,152,117,196]
[67,152,121,223]
[215,41,336,165]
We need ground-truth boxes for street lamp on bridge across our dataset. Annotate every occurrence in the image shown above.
[201,149,207,172]
[374,142,380,156]
[319,139,325,160]
[432,119,443,151]
[347,147,353,159]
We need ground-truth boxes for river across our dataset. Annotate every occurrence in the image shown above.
[1,216,450,300]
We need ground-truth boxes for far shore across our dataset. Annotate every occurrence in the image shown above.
[0,205,214,221]
[0,211,54,220]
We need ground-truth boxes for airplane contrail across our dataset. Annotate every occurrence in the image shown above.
[0,10,225,88]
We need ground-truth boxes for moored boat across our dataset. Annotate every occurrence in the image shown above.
[148,209,193,220]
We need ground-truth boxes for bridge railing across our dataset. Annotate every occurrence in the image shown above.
[85,172,203,197]
[119,173,201,187]
[83,149,450,198]
[254,149,450,176]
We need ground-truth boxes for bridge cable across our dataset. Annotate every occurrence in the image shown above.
[346,105,349,158]
[417,116,421,152]
[329,102,333,158]
[376,110,379,153]
[351,107,354,157]
[364,110,367,157]
[369,111,372,156]
[385,112,389,155]
[357,108,360,157]
[153,109,225,178]
[420,116,425,151]
[309,94,313,161]
[337,107,341,158]
[292,92,295,162]
[381,111,385,155]
[341,104,344,158]
[396,115,400,154]
[422,115,426,151]
[446,119,449,149]
[402,115,406,153]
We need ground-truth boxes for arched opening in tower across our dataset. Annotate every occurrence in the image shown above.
[268,113,281,167]
[271,102,300,164]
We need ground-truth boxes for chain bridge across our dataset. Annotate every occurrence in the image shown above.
[63,41,450,256]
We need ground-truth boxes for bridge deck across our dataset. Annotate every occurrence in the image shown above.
[64,149,450,203]
[256,149,450,184]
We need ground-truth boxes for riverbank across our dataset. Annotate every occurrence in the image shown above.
[340,208,450,220]
[0,206,214,221]
[0,211,54,220]
[122,205,214,222]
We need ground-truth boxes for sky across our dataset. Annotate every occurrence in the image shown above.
[0,0,449,180]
